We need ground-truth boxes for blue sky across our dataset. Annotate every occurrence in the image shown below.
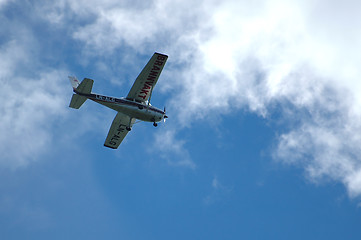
[1,0,361,239]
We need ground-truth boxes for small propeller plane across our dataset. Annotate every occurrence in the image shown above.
[69,52,168,149]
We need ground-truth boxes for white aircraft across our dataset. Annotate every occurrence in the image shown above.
[69,52,168,149]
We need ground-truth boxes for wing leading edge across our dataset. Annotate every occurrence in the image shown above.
[104,112,135,149]
[126,52,168,103]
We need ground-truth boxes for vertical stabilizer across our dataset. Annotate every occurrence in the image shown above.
[69,76,81,90]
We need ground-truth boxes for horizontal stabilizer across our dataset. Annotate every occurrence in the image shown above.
[69,94,87,109]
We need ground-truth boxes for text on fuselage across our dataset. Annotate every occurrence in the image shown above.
[95,94,116,102]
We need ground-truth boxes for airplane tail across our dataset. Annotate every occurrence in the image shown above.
[68,76,94,109]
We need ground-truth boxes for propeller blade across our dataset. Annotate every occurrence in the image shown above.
[163,106,168,122]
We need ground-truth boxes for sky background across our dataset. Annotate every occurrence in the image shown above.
[1,0,361,239]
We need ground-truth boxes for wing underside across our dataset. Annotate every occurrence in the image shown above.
[126,52,168,103]
[104,112,135,149]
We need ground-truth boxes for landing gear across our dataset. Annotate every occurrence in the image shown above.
[127,118,133,131]
[153,122,158,127]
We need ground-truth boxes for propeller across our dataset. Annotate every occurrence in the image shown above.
[163,106,168,122]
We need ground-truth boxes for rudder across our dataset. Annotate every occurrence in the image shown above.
[69,76,81,90]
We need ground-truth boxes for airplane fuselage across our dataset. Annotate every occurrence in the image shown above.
[74,90,166,123]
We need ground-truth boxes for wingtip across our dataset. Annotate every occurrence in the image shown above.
[104,144,117,149]
[155,52,168,57]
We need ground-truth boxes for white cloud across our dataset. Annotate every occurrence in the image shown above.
[62,0,211,56]
[0,19,69,168]
[275,108,361,198]
[204,176,233,205]
[3,0,361,198]
[0,64,69,168]
[0,0,11,8]
[152,129,196,169]
[51,0,361,197]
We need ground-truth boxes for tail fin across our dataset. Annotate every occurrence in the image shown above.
[69,76,81,90]
[68,76,94,109]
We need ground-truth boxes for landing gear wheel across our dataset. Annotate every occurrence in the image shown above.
[153,122,158,127]
[126,127,132,131]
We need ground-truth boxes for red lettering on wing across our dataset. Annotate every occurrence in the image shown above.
[142,84,151,90]
[149,70,158,77]
[155,60,163,66]
[138,94,147,99]
[134,54,167,101]
[147,75,156,81]
[152,66,160,71]
[157,55,166,61]
[140,89,149,95]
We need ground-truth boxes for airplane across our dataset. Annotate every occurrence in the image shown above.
[68,52,168,149]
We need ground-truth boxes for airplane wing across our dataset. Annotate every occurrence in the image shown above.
[126,52,168,103]
[104,112,135,149]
